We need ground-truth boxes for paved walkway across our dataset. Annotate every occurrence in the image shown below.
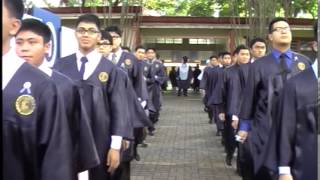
[131,92,241,180]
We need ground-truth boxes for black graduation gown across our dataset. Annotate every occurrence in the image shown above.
[266,67,317,179]
[239,52,312,173]
[226,64,250,117]
[146,60,167,113]
[116,52,150,128]
[206,66,224,106]
[200,66,212,106]
[192,68,201,88]
[169,69,178,87]
[3,63,73,180]
[54,54,130,179]
[177,65,193,89]
[277,68,317,180]
[50,70,100,173]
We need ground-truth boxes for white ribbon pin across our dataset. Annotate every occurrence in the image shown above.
[19,82,32,94]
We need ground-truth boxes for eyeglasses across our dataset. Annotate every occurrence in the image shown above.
[97,41,112,46]
[112,35,121,39]
[76,28,100,35]
[271,27,290,33]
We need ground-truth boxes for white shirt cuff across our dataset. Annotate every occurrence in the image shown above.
[278,166,291,175]
[232,115,239,121]
[111,136,123,150]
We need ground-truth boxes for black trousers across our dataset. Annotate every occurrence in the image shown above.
[134,128,145,156]
[210,105,224,131]
[254,167,277,180]
[223,115,237,158]
[111,161,130,180]
[238,139,254,180]
[178,87,188,96]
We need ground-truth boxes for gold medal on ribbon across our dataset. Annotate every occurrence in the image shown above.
[15,95,36,116]
[125,59,132,66]
[297,62,305,71]
[98,72,109,82]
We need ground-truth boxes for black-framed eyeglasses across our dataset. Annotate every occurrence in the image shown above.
[76,28,100,35]
[97,41,112,46]
[271,27,290,33]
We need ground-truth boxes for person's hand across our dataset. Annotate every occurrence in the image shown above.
[106,148,120,173]
[278,175,293,180]
[237,130,248,143]
[218,113,225,121]
[140,101,147,109]
[122,140,130,150]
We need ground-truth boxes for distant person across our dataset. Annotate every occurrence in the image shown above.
[192,64,201,93]
[249,37,267,62]
[176,56,193,96]
[169,67,178,93]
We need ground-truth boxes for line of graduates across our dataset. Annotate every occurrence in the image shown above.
[200,17,318,180]
[3,1,167,180]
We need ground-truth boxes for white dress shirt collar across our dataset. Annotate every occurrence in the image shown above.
[38,59,53,77]
[108,48,123,64]
[76,49,102,80]
[2,48,25,90]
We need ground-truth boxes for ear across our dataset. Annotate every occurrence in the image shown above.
[9,19,21,36]
[268,34,273,41]
[44,42,50,54]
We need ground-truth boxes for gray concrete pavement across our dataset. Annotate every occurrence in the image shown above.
[131,92,241,180]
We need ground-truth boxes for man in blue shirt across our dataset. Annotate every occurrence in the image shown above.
[236,17,312,180]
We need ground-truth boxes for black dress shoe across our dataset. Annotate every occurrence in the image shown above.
[135,154,141,161]
[225,156,232,166]
[148,131,154,136]
[140,142,148,148]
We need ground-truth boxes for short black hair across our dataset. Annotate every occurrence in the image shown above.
[182,56,188,63]
[4,0,24,20]
[75,14,101,30]
[122,46,131,52]
[249,37,266,48]
[146,47,156,52]
[314,21,318,40]
[233,45,249,55]
[16,19,52,43]
[100,30,113,45]
[222,52,231,58]
[209,55,218,60]
[135,45,145,52]
[105,26,122,37]
[268,17,288,34]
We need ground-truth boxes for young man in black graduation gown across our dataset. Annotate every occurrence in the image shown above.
[200,60,213,119]
[264,21,318,180]
[204,55,225,135]
[222,45,251,168]
[105,26,150,180]
[145,48,168,127]
[54,14,130,180]
[237,17,312,180]
[15,19,100,178]
[176,56,193,96]
[249,37,267,63]
[3,0,73,179]
[133,45,150,158]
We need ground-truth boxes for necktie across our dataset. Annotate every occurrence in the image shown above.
[79,56,88,79]
[279,54,290,81]
[111,53,117,64]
